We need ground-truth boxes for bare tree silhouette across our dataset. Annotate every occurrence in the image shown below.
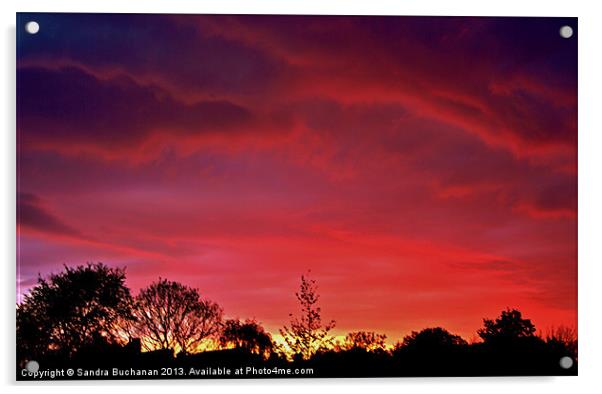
[17,263,134,363]
[545,325,578,359]
[280,272,335,360]
[132,279,222,354]
[219,319,273,359]
[342,331,388,352]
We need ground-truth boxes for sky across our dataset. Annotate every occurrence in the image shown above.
[16,14,577,342]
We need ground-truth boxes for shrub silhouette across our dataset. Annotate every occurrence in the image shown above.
[219,319,274,359]
[397,327,467,352]
[280,272,335,360]
[132,279,223,354]
[17,263,133,364]
[342,331,388,352]
[544,325,578,360]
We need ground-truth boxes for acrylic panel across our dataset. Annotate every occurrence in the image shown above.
[16,13,578,380]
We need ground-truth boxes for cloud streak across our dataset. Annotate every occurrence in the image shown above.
[17,192,81,237]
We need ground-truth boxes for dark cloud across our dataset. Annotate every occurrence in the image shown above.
[18,192,81,236]
[17,66,253,149]
[16,14,577,154]
[17,13,288,95]
[197,15,577,150]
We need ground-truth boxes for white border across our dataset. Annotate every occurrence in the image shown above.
[2,1,601,393]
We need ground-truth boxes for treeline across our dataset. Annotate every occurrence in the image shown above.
[17,263,577,378]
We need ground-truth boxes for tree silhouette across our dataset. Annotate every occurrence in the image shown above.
[219,319,273,359]
[343,331,388,352]
[477,308,536,344]
[280,273,335,360]
[132,279,222,354]
[397,327,467,352]
[17,263,134,362]
[15,266,577,379]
